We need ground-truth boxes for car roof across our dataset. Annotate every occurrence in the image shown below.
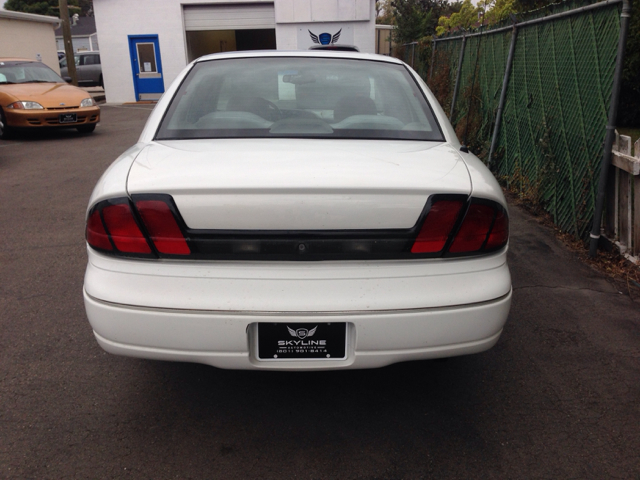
[194,49,404,65]
[0,57,36,63]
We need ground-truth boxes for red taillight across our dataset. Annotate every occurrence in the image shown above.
[485,210,508,250]
[411,200,464,253]
[101,203,152,254]
[449,204,495,253]
[86,210,112,251]
[411,197,508,256]
[135,200,190,255]
[86,196,190,257]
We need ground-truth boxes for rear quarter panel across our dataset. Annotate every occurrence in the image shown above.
[86,143,147,213]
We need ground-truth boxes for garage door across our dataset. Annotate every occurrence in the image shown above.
[183,4,275,31]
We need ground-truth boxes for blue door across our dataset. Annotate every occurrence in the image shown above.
[128,35,164,101]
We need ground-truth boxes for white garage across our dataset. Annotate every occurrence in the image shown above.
[0,9,61,75]
[93,0,376,103]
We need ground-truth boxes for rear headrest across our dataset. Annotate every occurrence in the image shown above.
[333,95,377,122]
[2,72,17,83]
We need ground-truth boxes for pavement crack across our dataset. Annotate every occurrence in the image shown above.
[15,293,52,301]
[513,284,619,295]
[0,241,84,253]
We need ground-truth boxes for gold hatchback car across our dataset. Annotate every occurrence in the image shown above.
[0,58,100,139]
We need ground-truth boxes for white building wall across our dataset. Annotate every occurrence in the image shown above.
[0,16,61,74]
[276,0,374,53]
[275,0,371,23]
[275,21,374,51]
[94,0,375,104]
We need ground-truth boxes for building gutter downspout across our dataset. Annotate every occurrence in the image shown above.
[589,0,632,256]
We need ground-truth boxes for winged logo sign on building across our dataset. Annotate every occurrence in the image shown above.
[309,28,341,45]
[297,24,353,49]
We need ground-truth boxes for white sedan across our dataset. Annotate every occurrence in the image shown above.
[83,50,511,370]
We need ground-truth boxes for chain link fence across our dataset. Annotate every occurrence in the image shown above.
[416,0,624,240]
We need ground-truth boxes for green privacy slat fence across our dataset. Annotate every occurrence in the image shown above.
[419,0,622,240]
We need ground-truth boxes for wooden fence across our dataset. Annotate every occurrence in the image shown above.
[604,132,640,262]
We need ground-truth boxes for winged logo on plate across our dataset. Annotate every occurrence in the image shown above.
[287,326,318,339]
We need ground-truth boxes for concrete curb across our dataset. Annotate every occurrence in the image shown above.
[82,87,106,104]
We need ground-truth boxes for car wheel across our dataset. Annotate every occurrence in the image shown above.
[77,124,96,134]
[0,108,14,140]
[98,75,103,88]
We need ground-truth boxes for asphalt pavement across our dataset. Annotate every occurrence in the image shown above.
[1,105,639,479]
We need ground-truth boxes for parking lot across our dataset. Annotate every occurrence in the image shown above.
[1,105,639,479]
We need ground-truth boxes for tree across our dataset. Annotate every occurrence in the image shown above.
[436,0,480,35]
[436,0,528,35]
[481,0,517,25]
[76,0,92,16]
[515,0,555,12]
[390,0,463,43]
[3,0,59,16]
[2,0,92,17]
[376,0,395,24]
[619,1,640,126]
[393,0,434,43]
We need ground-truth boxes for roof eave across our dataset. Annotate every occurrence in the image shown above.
[0,9,60,27]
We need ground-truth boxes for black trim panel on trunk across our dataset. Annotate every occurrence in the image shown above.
[129,193,471,261]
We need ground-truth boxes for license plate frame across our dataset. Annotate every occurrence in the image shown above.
[257,322,347,361]
[59,113,77,124]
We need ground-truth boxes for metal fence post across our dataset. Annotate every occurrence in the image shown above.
[401,42,417,67]
[589,0,632,256]
[488,24,518,168]
[450,34,467,121]
[429,39,436,83]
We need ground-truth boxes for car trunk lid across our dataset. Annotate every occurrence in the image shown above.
[127,139,471,231]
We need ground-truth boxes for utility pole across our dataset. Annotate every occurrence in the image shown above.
[59,0,78,86]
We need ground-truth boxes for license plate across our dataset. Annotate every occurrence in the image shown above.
[257,323,347,360]
[59,113,77,124]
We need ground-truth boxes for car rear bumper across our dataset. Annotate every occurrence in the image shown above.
[85,290,510,370]
[5,106,100,128]
[84,249,512,370]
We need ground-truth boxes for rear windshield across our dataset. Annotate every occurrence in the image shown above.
[156,57,444,141]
